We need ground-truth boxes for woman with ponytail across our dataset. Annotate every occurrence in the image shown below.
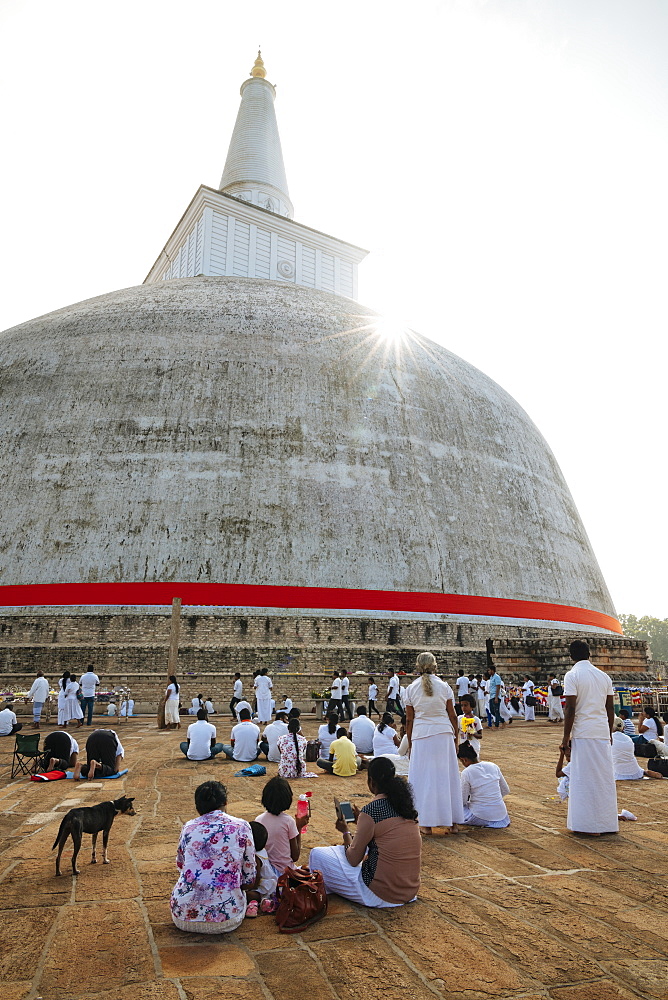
[404,652,464,834]
[309,756,421,907]
[57,671,71,727]
[277,718,318,778]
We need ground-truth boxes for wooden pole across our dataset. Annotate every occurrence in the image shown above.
[168,597,182,677]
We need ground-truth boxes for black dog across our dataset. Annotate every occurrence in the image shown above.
[52,795,136,876]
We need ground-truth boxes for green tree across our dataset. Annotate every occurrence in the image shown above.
[619,615,668,661]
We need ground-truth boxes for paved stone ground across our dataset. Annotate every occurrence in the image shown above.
[1,717,667,1000]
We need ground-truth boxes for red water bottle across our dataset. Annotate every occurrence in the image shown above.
[296,791,312,832]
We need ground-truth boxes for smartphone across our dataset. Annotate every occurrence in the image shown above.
[334,797,355,823]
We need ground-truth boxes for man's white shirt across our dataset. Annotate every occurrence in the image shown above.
[187,719,217,760]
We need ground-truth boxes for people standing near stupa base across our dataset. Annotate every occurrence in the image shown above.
[27,671,50,729]
[62,674,84,729]
[455,670,470,701]
[487,667,503,729]
[385,669,402,717]
[368,676,380,718]
[522,676,536,722]
[79,666,100,726]
[328,672,344,722]
[561,639,618,836]
[340,670,353,721]
[548,676,565,723]
[163,675,181,730]
[230,673,243,719]
[254,669,273,725]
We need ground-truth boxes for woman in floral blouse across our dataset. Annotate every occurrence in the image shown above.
[171,780,256,934]
[277,718,318,779]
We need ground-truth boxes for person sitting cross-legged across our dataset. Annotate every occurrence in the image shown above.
[180,709,225,761]
[316,726,359,775]
[222,709,261,762]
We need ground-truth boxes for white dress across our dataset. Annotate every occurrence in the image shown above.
[404,676,464,828]
[254,675,273,723]
[165,683,180,725]
[522,681,535,722]
[548,679,564,721]
[57,683,69,726]
[62,681,83,723]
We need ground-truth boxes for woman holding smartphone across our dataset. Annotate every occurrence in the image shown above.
[308,757,421,908]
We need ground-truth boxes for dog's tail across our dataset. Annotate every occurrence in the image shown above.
[52,815,69,850]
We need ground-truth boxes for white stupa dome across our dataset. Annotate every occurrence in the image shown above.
[0,276,617,631]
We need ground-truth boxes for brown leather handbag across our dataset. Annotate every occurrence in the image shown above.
[275,865,328,933]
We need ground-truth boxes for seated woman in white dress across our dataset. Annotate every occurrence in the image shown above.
[457,742,510,827]
[359,720,410,776]
[372,714,400,756]
[309,757,421,908]
[611,716,645,780]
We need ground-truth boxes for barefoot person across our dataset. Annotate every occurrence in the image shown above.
[73,728,125,780]
[404,652,464,835]
[561,640,618,835]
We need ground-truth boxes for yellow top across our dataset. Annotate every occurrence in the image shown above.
[329,735,358,777]
[251,51,266,79]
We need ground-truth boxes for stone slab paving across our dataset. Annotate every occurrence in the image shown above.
[1,717,667,1000]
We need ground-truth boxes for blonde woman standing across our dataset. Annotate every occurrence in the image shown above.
[404,652,464,835]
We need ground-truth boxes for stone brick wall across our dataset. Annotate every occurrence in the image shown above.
[0,611,653,715]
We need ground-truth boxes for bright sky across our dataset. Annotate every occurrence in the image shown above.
[1,0,666,619]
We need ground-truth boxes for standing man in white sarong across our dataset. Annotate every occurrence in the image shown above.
[561,640,618,835]
[254,668,273,725]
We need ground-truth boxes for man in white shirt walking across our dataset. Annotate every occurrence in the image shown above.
[328,672,344,721]
[180,709,224,760]
[340,670,353,720]
[561,639,618,835]
[455,670,470,700]
[79,667,100,727]
[385,669,402,716]
[222,708,261,761]
[27,672,50,728]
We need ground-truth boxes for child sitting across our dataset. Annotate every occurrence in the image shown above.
[244,821,279,917]
[255,777,308,876]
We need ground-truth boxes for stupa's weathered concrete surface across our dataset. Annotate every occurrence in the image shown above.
[0,276,614,625]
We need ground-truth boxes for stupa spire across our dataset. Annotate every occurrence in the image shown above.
[219,52,294,219]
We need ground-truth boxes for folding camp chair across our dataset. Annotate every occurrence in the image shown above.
[11,733,41,778]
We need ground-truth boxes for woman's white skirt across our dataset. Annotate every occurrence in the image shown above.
[308,845,406,908]
[408,733,464,828]
[548,695,564,721]
[567,738,619,834]
[165,699,180,725]
[62,697,83,722]
[256,696,272,722]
